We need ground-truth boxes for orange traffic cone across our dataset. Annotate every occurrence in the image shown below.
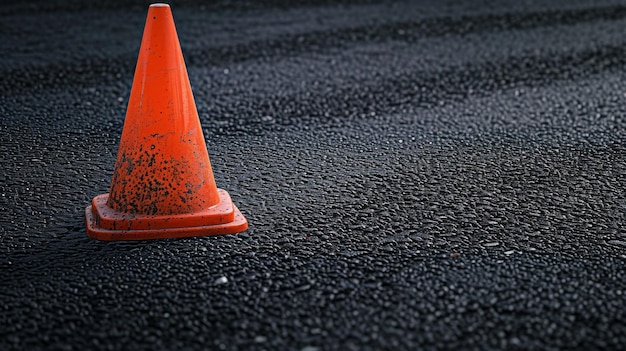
[85,3,247,240]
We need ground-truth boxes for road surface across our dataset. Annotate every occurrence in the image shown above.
[1,0,625,349]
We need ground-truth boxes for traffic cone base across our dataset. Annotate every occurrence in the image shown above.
[86,189,248,240]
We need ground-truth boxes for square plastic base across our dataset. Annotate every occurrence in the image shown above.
[85,201,248,241]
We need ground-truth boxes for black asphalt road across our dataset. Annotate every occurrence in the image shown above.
[2,0,626,350]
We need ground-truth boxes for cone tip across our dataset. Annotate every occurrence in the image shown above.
[150,3,170,8]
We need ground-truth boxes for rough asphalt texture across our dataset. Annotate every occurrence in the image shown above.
[1,0,626,350]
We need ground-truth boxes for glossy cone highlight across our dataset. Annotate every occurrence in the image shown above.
[85,3,248,240]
